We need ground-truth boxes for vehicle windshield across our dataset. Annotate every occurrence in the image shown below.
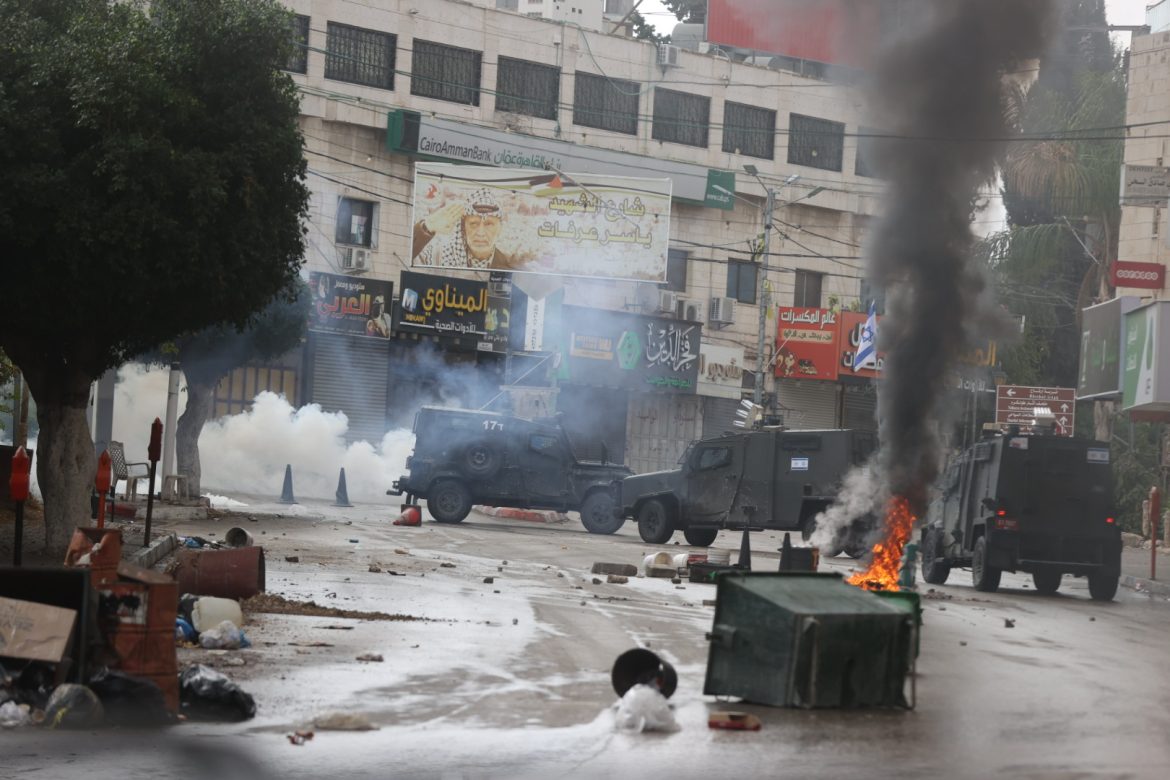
[678,442,696,465]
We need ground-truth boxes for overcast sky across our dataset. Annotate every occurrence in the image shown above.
[637,0,1154,38]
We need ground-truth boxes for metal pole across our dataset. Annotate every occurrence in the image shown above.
[1150,486,1160,581]
[754,185,775,406]
[161,362,181,494]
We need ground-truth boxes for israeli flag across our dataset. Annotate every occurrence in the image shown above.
[855,302,878,370]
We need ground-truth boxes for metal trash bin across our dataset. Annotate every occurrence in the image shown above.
[704,572,917,709]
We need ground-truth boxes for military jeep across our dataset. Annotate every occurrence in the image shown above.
[389,406,631,532]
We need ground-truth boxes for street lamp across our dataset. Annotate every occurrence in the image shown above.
[742,164,823,407]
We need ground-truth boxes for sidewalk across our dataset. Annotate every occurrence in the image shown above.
[1120,545,1170,596]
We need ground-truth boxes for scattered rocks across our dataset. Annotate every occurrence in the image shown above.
[671,577,682,584]
[285,556,300,563]
[314,712,378,731]
[368,564,382,573]
[960,641,968,647]
[356,653,384,663]
[440,562,456,569]
[592,577,603,585]
[348,539,359,544]
[606,575,629,584]
[556,572,565,578]
[394,548,409,555]
[591,562,638,577]
[483,576,495,584]
[1004,618,1015,629]
[241,593,427,622]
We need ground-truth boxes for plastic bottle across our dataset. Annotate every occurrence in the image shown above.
[191,596,244,633]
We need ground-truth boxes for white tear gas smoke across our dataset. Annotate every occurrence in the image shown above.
[808,464,881,550]
[814,0,1054,541]
[111,364,413,503]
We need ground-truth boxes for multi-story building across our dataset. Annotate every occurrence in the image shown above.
[263,0,882,472]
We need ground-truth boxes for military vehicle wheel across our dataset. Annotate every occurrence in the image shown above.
[971,536,1001,592]
[683,528,719,547]
[638,499,675,544]
[580,491,624,535]
[428,480,472,523]
[921,528,951,585]
[461,441,500,478]
[844,540,870,559]
[1087,568,1119,601]
[1032,569,1062,594]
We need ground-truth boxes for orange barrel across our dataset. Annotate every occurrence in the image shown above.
[175,547,265,600]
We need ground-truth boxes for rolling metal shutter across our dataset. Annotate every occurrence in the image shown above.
[775,379,839,429]
[842,383,879,432]
[702,396,742,439]
[626,394,703,474]
[309,332,390,445]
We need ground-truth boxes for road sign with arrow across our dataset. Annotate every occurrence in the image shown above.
[995,385,1076,436]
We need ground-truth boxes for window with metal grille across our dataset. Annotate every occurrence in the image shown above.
[573,72,639,135]
[787,113,845,171]
[285,15,309,74]
[214,365,299,418]
[652,88,709,148]
[793,270,823,308]
[324,22,395,89]
[496,57,559,120]
[411,40,482,106]
[666,249,689,292]
[722,102,776,159]
[727,261,758,305]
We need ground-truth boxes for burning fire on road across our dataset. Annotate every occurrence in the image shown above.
[847,496,915,592]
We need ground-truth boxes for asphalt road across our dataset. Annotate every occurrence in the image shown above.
[5,499,1170,780]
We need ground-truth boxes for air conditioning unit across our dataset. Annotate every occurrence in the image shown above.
[657,44,680,68]
[338,246,369,272]
[676,298,702,322]
[709,296,736,325]
[657,290,680,313]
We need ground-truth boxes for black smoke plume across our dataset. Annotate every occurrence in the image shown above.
[868,0,1055,513]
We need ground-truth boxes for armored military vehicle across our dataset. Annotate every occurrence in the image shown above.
[619,427,877,548]
[920,427,1119,600]
[389,407,631,532]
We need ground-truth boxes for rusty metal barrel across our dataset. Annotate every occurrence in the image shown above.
[175,546,265,600]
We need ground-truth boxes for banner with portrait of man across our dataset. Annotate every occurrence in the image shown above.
[410,162,672,282]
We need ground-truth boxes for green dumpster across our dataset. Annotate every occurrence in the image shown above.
[703,573,917,709]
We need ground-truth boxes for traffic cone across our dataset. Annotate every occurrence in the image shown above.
[736,524,752,571]
[333,468,353,508]
[279,464,297,504]
[393,506,421,527]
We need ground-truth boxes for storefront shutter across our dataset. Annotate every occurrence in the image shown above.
[774,379,839,429]
[309,332,390,444]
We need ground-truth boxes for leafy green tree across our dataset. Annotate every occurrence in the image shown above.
[0,0,308,553]
[630,11,668,43]
[153,282,309,497]
[663,0,705,23]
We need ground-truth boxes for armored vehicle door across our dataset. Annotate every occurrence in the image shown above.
[682,436,744,523]
[520,428,573,500]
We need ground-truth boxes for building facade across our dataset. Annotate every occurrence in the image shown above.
[277,0,882,470]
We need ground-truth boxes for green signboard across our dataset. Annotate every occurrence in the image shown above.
[704,169,736,211]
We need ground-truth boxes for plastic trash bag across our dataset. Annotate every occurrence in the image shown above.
[615,684,680,733]
[175,617,198,643]
[88,668,174,728]
[44,684,104,729]
[199,620,251,650]
[0,701,31,729]
[179,664,256,722]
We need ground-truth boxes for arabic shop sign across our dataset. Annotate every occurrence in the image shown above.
[410,162,671,283]
[309,272,395,340]
[1121,164,1170,206]
[776,307,840,381]
[557,305,700,394]
[698,343,745,399]
[394,271,489,344]
[388,109,723,205]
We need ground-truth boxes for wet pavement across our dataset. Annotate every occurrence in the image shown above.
[4,496,1170,779]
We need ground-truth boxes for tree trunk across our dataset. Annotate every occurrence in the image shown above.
[1093,398,1114,444]
[26,372,96,557]
[176,379,215,497]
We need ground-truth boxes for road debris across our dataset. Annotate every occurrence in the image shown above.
[591,562,638,577]
[368,564,382,573]
[606,575,629,584]
[241,593,429,622]
[1004,618,1016,628]
[315,712,378,731]
[592,578,602,585]
[285,556,299,563]
[484,576,495,584]
[440,562,456,568]
[355,653,384,663]
[708,712,762,731]
[287,730,314,745]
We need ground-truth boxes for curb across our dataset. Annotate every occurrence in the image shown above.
[475,506,571,524]
[126,532,179,570]
[1120,573,1170,597]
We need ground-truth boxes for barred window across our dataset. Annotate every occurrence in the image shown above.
[573,72,639,135]
[284,15,309,74]
[411,40,482,106]
[722,102,775,160]
[787,113,845,171]
[652,88,709,148]
[325,22,395,90]
[496,57,559,120]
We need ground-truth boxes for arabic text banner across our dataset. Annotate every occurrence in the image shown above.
[310,272,395,340]
[776,307,840,381]
[394,271,491,344]
[410,162,671,282]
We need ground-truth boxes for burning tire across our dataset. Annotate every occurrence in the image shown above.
[844,540,870,560]
[428,479,472,523]
[461,441,500,479]
[921,527,951,585]
[638,499,675,544]
[971,536,1001,592]
[683,528,718,547]
[1031,569,1061,595]
[579,490,624,535]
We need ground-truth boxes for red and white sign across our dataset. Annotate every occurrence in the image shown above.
[995,385,1075,437]
[1111,261,1165,290]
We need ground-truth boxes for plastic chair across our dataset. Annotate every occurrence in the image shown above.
[108,441,150,499]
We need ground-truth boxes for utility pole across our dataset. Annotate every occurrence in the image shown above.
[754,185,775,406]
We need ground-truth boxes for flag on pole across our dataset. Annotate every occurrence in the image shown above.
[855,302,878,370]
